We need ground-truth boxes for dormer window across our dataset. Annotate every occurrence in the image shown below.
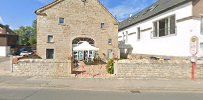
[59,18,65,25]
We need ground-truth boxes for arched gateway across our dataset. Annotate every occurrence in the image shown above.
[72,37,99,62]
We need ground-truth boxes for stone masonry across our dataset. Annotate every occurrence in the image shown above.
[36,0,119,61]
[13,59,71,77]
[116,60,203,80]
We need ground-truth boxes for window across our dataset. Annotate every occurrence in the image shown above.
[137,27,141,40]
[122,31,128,43]
[107,49,113,59]
[170,15,176,35]
[153,22,158,37]
[47,35,54,43]
[46,49,54,59]
[201,16,203,35]
[122,32,125,42]
[200,43,203,50]
[101,23,105,29]
[59,18,65,24]
[108,39,112,45]
[125,31,128,43]
[153,15,176,37]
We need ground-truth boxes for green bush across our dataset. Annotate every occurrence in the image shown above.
[107,59,114,74]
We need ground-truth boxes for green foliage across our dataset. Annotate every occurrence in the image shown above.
[29,36,37,46]
[14,20,37,46]
[107,59,114,74]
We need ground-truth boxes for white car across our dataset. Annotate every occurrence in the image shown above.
[20,51,32,56]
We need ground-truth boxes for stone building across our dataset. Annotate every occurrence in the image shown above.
[35,0,119,62]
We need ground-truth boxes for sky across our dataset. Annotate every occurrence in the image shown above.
[0,0,156,29]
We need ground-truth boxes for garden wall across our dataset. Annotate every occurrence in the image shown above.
[13,59,72,77]
[115,60,203,80]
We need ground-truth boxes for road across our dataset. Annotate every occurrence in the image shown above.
[0,87,203,100]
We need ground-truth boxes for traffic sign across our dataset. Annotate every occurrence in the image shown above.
[190,36,199,56]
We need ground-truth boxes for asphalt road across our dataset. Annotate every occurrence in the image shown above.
[0,87,203,100]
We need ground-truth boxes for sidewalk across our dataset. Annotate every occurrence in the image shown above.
[0,75,203,93]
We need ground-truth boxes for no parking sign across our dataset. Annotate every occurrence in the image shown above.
[190,36,199,56]
[190,36,199,80]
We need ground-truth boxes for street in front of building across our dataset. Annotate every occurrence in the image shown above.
[0,87,202,100]
[0,0,203,99]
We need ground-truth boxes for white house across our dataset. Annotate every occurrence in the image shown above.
[118,0,203,57]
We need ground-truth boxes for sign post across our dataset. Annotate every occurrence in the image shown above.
[190,36,199,80]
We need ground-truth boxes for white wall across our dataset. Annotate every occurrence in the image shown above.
[0,46,10,57]
[118,2,203,57]
[193,19,203,57]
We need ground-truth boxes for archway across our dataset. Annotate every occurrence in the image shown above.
[72,37,95,47]
[71,37,109,78]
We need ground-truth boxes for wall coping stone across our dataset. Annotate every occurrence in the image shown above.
[117,60,191,64]
[17,59,71,63]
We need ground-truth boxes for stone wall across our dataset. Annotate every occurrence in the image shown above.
[13,59,72,77]
[116,60,203,80]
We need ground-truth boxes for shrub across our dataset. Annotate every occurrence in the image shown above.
[107,59,114,74]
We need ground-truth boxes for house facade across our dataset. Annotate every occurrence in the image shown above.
[35,0,119,61]
[0,24,18,57]
[118,0,203,57]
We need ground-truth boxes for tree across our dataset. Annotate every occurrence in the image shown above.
[14,20,37,46]
[29,36,37,46]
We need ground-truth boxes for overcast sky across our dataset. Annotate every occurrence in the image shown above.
[0,0,156,29]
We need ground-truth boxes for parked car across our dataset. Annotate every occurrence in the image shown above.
[20,51,33,56]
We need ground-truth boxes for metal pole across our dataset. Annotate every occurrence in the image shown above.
[192,62,196,80]
[10,55,13,72]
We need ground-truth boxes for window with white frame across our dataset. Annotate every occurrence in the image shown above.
[107,49,113,59]
[153,15,176,37]
[201,16,203,35]
[47,35,54,43]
